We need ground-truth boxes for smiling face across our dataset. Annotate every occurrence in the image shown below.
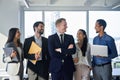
[56,20,67,34]
[35,23,44,35]
[95,22,103,33]
[77,30,85,41]
[14,29,21,40]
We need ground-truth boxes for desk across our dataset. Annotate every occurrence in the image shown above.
[112,68,120,77]
[112,69,120,80]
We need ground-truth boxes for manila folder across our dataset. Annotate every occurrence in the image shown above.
[28,41,42,64]
[28,41,42,54]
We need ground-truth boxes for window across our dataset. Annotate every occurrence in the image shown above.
[24,11,120,68]
[89,11,120,57]
[24,11,42,38]
[25,11,87,42]
[45,11,86,40]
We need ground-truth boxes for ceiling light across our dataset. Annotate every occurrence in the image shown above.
[23,0,30,8]
[112,4,120,9]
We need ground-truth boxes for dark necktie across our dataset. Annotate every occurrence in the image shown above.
[60,34,64,44]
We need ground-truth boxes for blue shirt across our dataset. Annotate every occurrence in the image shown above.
[93,33,118,65]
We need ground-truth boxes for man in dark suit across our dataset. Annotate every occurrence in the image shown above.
[48,18,76,80]
[23,21,50,80]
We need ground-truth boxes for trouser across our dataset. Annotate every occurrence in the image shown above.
[93,63,112,80]
[28,68,46,80]
[74,64,90,80]
[51,71,73,80]
[51,66,73,80]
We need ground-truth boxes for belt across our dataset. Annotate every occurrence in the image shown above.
[95,62,111,66]
[8,61,19,63]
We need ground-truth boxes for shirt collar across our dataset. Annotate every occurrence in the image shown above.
[34,35,42,40]
[98,32,106,38]
[57,32,64,36]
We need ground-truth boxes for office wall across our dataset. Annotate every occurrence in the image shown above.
[0,0,20,69]
[0,0,20,35]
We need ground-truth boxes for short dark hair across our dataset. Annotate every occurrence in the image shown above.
[55,18,66,26]
[96,19,107,30]
[33,21,44,31]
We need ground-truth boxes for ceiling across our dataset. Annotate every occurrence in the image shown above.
[18,0,120,9]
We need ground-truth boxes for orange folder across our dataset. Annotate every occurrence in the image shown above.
[28,41,42,64]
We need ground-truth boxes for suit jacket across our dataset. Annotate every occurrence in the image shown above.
[4,42,24,77]
[48,33,76,73]
[23,36,50,79]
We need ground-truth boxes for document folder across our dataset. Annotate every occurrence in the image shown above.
[3,47,13,56]
[3,47,18,61]
[28,41,42,64]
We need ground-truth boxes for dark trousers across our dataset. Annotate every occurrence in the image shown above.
[51,66,73,80]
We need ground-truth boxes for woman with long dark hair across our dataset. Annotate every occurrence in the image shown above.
[4,28,24,80]
[73,29,91,80]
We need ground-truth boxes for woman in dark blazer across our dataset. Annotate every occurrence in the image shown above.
[4,28,24,80]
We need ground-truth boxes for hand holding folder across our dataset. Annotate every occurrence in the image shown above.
[28,41,42,64]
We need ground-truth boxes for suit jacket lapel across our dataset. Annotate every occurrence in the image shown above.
[55,33,61,45]
[41,37,44,60]
[31,36,36,42]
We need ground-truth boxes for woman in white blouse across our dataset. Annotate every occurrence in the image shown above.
[3,28,24,80]
[73,29,91,80]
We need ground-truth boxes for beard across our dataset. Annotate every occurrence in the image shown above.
[96,30,99,33]
[37,29,44,35]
